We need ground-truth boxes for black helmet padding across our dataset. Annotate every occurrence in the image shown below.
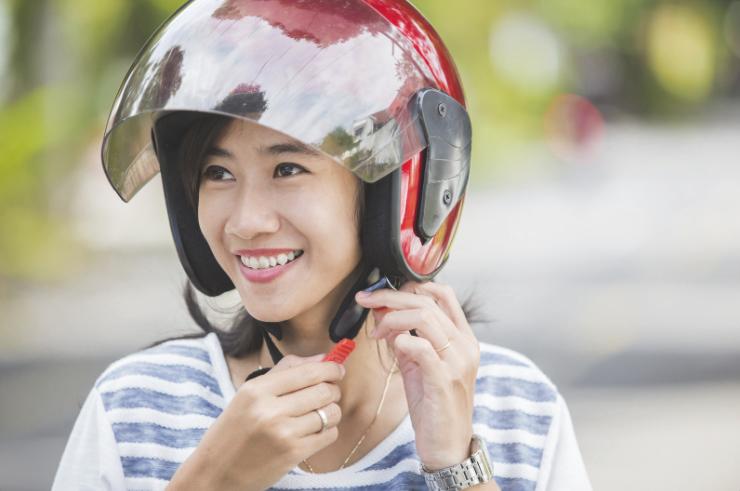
[154,112,235,296]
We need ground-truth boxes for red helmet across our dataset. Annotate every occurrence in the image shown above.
[102,0,471,300]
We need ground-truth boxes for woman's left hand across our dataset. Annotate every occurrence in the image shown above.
[355,282,480,471]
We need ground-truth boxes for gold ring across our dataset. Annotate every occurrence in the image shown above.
[314,408,329,433]
[435,339,451,353]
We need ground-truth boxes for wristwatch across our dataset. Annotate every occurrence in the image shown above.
[421,435,494,491]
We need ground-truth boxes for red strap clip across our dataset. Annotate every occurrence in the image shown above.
[322,339,356,364]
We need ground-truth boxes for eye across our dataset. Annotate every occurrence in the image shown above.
[203,165,235,181]
[274,163,307,178]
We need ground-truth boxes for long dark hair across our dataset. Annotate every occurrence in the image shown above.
[152,113,485,359]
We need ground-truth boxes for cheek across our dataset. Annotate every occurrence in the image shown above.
[280,179,360,266]
[309,179,362,262]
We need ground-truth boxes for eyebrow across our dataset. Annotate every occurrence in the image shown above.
[205,147,234,159]
[258,141,322,158]
[204,141,322,161]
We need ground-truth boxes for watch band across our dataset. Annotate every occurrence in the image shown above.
[422,435,494,491]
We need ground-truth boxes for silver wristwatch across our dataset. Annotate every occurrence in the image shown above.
[421,435,494,491]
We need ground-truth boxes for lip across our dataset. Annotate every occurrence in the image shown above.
[234,249,302,284]
[233,248,298,257]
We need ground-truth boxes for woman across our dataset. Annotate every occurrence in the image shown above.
[53,0,591,490]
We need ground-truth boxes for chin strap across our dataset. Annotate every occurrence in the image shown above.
[245,264,399,382]
[259,321,285,365]
[328,262,377,342]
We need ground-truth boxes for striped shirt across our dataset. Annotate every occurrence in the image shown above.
[52,333,591,491]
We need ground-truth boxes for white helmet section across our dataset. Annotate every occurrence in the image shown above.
[103,0,438,202]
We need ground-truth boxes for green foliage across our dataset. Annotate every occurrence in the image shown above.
[412,0,737,179]
[0,0,737,281]
[0,85,86,280]
[0,86,76,181]
[0,0,180,282]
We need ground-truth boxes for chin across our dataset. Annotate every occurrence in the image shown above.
[239,293,302,323]
[246,307,294,324]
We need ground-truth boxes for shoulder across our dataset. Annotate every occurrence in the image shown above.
[95,334,228,424]
[476,343,558,404]
[474,343,561,491]
[89,334,230,484]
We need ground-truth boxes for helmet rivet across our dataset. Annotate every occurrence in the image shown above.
[438,103,446,117]
[443,190,452,204]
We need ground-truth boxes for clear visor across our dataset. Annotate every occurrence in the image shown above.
[103,0,438,202]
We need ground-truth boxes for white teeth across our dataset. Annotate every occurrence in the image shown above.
[241,250,303,270]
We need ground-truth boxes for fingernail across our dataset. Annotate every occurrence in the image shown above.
[356,291,371,299]
[339,364,346,378]
[370,327,377,338]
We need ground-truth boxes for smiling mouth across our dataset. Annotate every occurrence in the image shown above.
[240,250,304,270]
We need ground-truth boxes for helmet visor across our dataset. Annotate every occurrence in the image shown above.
[103,0,438,201]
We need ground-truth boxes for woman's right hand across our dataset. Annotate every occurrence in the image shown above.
[166,354,344,491]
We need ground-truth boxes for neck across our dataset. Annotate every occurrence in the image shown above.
[247,259,395,412]
[268,259,366,358]
[258,314,394,412]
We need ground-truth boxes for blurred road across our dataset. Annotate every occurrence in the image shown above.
[2,112,740,490]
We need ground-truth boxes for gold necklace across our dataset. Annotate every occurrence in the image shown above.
[257,355,398,473]
[303,359,397,474]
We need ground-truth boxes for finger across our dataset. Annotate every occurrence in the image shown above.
[372,308,451,351]
[260,360,344,396]
[299,424,339,455]
[392,333,447,385]
[295,403,342,437]
[357,289,440,314]
[359,288,454,339]
[399,282,458,323]
[279,382,341,417]
[404,282,475,338]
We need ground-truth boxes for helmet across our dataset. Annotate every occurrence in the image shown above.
[102,0,471,345]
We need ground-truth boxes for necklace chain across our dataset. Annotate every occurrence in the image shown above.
[257,355,398,474]
[303,359,397,474]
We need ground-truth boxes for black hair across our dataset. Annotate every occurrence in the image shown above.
[173,281,264,359]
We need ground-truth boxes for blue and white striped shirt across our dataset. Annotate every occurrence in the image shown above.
[53,333,591,491]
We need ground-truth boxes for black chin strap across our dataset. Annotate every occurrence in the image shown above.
[259,322,285,365]
[328,263,377,342]
[245,263,388,382]
[245,322,284,382]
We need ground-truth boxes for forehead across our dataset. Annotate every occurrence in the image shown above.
[214,118,324,160]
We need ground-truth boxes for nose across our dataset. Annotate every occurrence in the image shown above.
[224,183,281,241]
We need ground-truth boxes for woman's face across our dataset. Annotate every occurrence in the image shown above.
[197,119,363,324]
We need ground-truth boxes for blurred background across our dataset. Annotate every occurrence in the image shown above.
[1,0,740,489]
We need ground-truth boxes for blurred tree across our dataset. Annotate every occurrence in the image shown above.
[413,0,738,173]
[1,0,739,282]
[0,0,183,282]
